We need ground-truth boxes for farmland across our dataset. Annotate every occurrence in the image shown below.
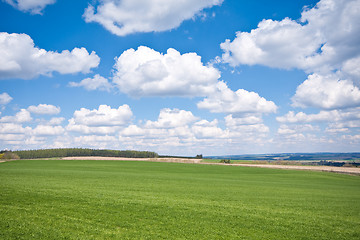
[1,160,360,239]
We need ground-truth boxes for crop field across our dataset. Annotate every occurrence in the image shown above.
[1,160,360,239]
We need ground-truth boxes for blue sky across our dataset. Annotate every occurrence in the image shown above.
[1,0,360,156]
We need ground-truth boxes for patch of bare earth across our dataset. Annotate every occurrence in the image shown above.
[229,163,360,175]
[61,156,202,163]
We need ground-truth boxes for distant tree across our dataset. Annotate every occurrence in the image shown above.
[195,154,203,159]
[14,148,158,159]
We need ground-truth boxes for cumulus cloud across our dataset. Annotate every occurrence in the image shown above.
[145,108,198,128]
[121,109,200,141]
[276,108,360,124]
[0,133,26,141]
[0,122,31,134]
[225,114,269,134]
[0,92,12,105]
[66,105,132,135]
[72,104,132,126]
[342,56,360,79]
[32,125,64,136]
[4,0,56,14]
[292,73,360,109]
[224,114,263,125]
[191,119,226,139]
[119,108,228,153]
[84,0,223,36]
[0,32,100,80]
[277,124,319,135]
[112,46,277,115]
[276,107,360,144]
[0,109,32,123]
[112,46,220,97]
[221,0,360,110]
[48,117,65,126]
[221,18,318,69]
[119,108,272,154]
[66,120,122,135]
[197,81,277,114]
[69,74,112,92]
[0,122,32,146]
[277,111,335,123]
[27,104,60,115]
[221,0,360,73]
[73,135,118,149]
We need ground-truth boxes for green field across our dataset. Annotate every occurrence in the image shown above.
[1,160,359,239]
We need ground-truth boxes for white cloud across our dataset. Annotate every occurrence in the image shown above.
[66,119,122,135]
[0,122,31,134]
[0,32,100,80]
[225,114,269,134]
[145,108,198,129]
[66,104,132,135]
[0,109,32,123]
[69,74,112,92]
[221,17,318,69]
[342,56,360,79]
[84,0,223,36]
[341,134,360,141]
[221,0,360,111]
[197,81,277,114]
[277,124,318,135]
[277,111,335,123]
[0,133,26,141]
[192,119,226,139]
[112,46,277,116]
[276,108,360,124]
[0,93,12,105]
[32,125,64,136]
[73,135,119,149]
[4,0,56,14]
[27,104,60,115]
[325,126,349,133]
[121,124,145,137]
[119,108,272,155]
[276,107,360,146]
[0,122,31,146]
[221,0,360,73]
[119,108,227,153]
[112,46,220,97]
[72,104,132,126]
[24,136,46,145]
[224,114,263,125]
[48,117,65,126]
[292,73,360,109]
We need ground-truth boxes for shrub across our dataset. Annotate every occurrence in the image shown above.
[0,151,20,160]
[220,159,231,164]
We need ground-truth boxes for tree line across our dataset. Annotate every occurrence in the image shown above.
[11,148,159,159]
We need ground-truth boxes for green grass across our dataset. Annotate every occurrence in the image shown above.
[1,160,359,239]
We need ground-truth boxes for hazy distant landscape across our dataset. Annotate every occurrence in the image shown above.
[207,152,360,161]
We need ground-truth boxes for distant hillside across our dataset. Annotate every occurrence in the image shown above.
[206,153,360,161]
[13,148,158,159]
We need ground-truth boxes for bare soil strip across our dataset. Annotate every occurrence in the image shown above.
[61,156,202,163]
[227,163,360,175]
